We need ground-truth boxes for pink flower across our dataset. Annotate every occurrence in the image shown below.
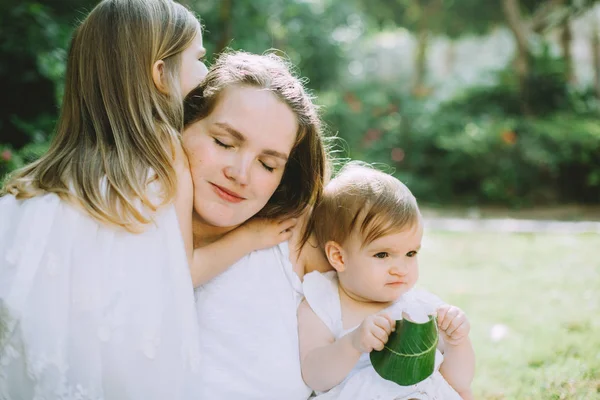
[391,147,405,163]
[1,150,11,162]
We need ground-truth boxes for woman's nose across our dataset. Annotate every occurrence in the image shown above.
[224,155,251,185]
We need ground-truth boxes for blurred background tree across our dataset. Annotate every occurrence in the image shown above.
[1,0,599,208]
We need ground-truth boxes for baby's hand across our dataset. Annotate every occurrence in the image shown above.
[350,313,395,353]
[437,304,470,346]
[240,217,298,251]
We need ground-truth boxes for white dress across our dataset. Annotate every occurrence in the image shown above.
[303,271,463,400]
[0,194,202,400]
[194,241,312,400]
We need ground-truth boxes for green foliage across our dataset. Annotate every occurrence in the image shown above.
[445,47,573,118]
[323,59,600,206]
[0,1,84,151]
[353,0,504,38]
[1,0,598,208]
[193,0,352,90]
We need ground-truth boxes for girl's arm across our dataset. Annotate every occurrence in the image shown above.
[288,209,334,280]
[190,217,297,287]
[436,305,476,396]
[173,144,195,267]
[298,301,395,392]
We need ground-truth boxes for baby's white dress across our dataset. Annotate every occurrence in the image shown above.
[0,193,202,399]
[303,271,463,400]
[194,241,312,400]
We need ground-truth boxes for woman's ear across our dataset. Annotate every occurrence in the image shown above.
[324,241,346,272]
[152,60,169,94]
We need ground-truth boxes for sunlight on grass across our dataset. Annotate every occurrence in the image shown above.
[418,232,600,399]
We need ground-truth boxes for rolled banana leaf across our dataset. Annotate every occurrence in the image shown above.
[370,313,438,386]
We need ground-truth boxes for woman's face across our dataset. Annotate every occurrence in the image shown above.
[183,85,298,230]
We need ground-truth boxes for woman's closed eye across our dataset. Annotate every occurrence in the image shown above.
[373,252,389,259]
[213,137,233,149]
[260,161,275,172]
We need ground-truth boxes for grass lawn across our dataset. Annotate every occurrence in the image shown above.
[418,231,600,399]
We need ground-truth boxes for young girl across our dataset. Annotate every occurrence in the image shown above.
[298,163,475,400]
[0,1,293,398]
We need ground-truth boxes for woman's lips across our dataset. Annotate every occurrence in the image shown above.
[210,183,246,203]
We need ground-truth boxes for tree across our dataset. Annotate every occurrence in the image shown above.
[0,1,96,148]
[352,0,505,95]
[189,0,354,90]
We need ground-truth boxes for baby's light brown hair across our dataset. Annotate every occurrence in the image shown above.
[312,162,421,250]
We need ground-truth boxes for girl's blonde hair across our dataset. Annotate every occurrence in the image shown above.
[2,0,200,232]
[312,162,421,249]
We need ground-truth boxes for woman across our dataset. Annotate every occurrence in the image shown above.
[182,51,332,399]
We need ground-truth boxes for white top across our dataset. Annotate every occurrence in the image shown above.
[0,193,203,399]
[302,271,462,400]
[194,241,312,400]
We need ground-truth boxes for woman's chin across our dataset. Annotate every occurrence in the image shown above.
[194,207,244,229]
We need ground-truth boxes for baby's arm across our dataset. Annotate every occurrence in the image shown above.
[437,305,476,399]
[298,301,394,392]
[190,217,297,287]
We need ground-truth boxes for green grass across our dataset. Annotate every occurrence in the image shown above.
[418,232,600,400]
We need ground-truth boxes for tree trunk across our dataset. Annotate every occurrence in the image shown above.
[411,0,442,97]
[502,0,532,115]
[216,0,232,54]
[593,22,600,106]
[560,16,574,83]
[412,29,429,96]
[444,41,456,77]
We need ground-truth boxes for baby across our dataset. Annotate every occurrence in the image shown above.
[298,162,475,399]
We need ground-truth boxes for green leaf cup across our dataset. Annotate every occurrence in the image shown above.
[370,313,438,386]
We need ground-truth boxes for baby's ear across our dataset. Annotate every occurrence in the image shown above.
[324,241,346,272]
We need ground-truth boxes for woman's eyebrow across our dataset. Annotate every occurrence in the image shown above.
[262,149,288,161]
[214,122,245,141]
[214,122,289,161]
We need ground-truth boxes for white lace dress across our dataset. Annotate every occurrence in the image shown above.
[194,242,312,400]
[303,271,463,400]
[0,194,202,400]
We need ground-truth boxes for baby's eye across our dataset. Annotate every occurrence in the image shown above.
[373,252,389,259]
[406,251,418,258]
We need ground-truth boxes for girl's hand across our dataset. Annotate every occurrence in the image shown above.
[240,217,298,251]
[437,304,470,346]
[350,313,396,353]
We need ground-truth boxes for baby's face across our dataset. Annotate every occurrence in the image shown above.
[338,223,423,304]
